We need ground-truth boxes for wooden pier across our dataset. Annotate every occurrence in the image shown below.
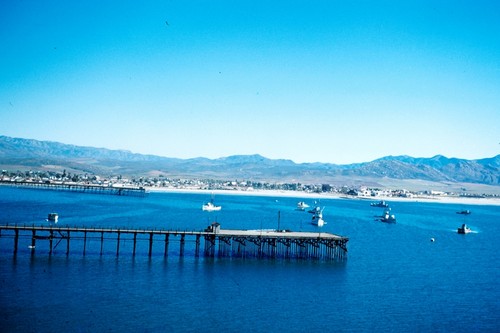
[0,180,146,196]
[0,223,348,261]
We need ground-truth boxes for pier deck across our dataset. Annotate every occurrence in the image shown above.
[0,224,348,260]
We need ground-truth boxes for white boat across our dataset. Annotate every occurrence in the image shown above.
[202,195,221,211]
[202,201,221,211]
[296,201,310,211]
[47,213,58,223]
[457,224,471,234]
[309,206,326,227]
[380,209,396,223]
[311,213,325,227]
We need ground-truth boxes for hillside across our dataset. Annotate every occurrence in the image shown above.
[1,135,499,186]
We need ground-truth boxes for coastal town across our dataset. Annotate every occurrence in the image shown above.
[1,169,498,203]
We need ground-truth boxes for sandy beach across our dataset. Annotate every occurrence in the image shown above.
[146,187,500,206]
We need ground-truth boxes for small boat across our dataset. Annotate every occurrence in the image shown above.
[307,206,321,214]
[47,213,58,223]
[202,195,221,211]
[457,224,471,234]
[296,201,310,211]
[202,201,221,211]
[371,200,389,208]
[456,210,471,215]
[309,206,326,227]
[380,209,396,223]
[311,211,325,227]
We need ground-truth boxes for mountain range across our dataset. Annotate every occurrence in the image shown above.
[1,135,499,187]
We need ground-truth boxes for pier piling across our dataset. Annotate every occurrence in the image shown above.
[66,231,70,255]
[133,232,137,256]
[195,234,200,257]
[164,234,169,257]
[14,229,19,254]
[83,231,87,256]
[31,230,36,253]
[100,231,104,255]
[180,234,185,256]
[49,230,54,255]
[148,233,153,257]
[117,231,121,256]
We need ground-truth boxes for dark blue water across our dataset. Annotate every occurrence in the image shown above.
[1,187,499,332]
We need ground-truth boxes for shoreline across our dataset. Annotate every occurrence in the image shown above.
[145,187,500,206]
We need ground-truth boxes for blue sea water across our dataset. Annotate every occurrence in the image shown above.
[0,186,499,332]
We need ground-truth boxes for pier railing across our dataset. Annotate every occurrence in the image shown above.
[0,224,348,261]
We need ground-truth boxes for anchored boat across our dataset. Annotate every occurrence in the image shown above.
[309,206,326,227]
[202,201,221,212]
[371,200,389,208]
[47,213,58,223]
[457,224,471,234]
[296,201,310,211]
[202,194,221,212]
[380,209,396,223]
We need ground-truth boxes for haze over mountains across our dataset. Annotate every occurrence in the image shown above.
[1,135,499,187]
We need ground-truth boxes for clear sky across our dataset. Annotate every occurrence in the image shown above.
[1,1,499,164]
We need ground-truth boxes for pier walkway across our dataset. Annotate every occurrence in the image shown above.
[0,223,348,260]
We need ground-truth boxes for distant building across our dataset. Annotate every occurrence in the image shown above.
[431,190,445,196]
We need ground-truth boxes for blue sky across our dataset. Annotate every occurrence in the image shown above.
[1,1,499,164]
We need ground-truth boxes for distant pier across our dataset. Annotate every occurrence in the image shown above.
[0,223,348,261]
[0,180,146,196]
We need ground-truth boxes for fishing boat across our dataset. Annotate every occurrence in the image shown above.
[457,224,471,234]
[456,210,471,215]
[202,194,221,211]
[380,209,396,223]
[371,200,389,208]
[309,206,326,227]
[47,213,58,223]
[296,201,310,211]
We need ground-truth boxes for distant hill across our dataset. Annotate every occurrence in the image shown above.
[0,135,499,186]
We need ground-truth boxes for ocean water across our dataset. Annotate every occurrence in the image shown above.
[0,187,499,332]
